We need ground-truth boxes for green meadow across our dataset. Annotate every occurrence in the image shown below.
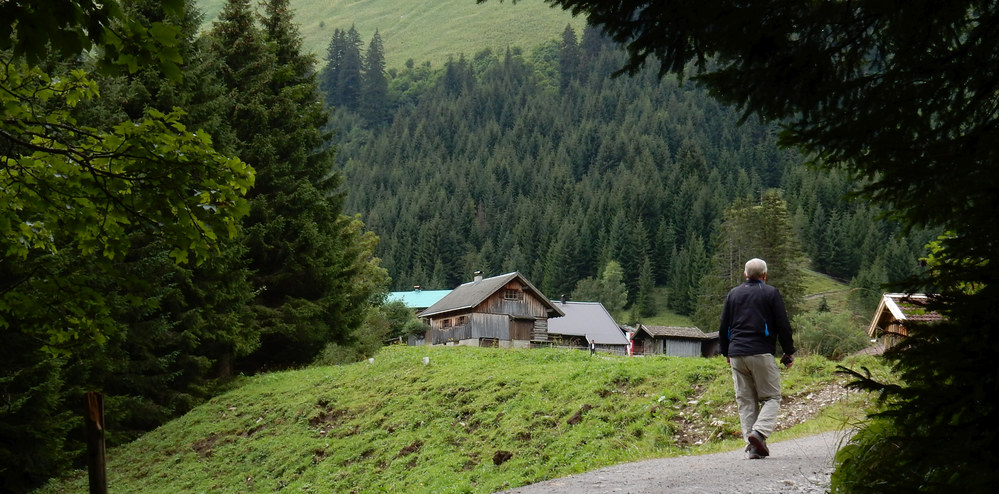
[40,346,880,493]
[196,0,588,70]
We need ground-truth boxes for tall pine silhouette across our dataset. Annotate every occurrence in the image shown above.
[211,0,386,370]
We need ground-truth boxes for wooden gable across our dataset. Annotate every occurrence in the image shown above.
[417,272,563,346]
[867,293,943,347]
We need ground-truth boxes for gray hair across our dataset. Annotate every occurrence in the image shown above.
[745,258,768,279]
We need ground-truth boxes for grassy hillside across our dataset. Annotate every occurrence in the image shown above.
[40,346,881,493]
[195,0,587,70]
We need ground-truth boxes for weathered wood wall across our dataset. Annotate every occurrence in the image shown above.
[634,338,703,357]
[663,339,701,357]
[478,283,548,319]
[509,318,533,341]
[532,318,548,341]
[425,280,553,344]
[471,313,512,340]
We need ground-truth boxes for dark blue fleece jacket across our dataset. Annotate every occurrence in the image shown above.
[719,279,796,357]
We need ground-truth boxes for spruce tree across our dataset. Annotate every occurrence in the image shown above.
[362,30,389,125]
[92,0,259,380]
[319,25,363,110]
[635,255,658,318]
[668,234,708,316]
[695,190,806,331]
[339,26,365,110]
[578,24,607,79]
[558,24,581,90]
[211,0,386,369]
[319,28,347,105]
[542,220,580,298]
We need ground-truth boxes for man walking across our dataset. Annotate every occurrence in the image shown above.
[719,258,796,459]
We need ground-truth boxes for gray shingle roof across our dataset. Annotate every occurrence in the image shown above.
[548,301,629,345]
[418,272,564,318]
[637,325,715,340]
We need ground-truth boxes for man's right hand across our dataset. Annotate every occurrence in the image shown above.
[780,353,794,368]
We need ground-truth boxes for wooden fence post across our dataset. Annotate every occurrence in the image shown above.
[84,391,107,494]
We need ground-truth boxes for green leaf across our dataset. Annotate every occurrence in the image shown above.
[148,22,180,47]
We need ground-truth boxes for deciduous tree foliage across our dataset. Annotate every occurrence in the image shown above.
[59,0,261,441]
[571,260,628,315]
[532,0,999,490]
[3,0,387,488]
[0,0,186,76]
[2,8,253,354]
[2,0,253,490]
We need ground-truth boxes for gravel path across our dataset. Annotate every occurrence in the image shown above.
[496,431,851,494]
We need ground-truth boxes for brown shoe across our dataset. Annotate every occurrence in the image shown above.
[748,430,770,457]
[744,443,764,459]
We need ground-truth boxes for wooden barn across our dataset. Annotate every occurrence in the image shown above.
[631,324,719,357]
[867,293,943,350]
[547,300,630,355]
[417,272,564,347]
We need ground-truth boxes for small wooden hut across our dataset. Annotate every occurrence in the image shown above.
[867,293,943,349]
[631,324,719,357]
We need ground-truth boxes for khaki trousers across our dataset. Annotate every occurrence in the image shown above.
[730,354,782,440]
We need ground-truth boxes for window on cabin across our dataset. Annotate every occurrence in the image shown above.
[441,318,452,329]
[504,289,523,301]
[456,315,468,326]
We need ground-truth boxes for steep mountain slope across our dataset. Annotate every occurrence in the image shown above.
[196,0,587,69]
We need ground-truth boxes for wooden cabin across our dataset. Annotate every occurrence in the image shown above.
[418,272,564,348]
[867,293,943,350]
[631,324,719,357]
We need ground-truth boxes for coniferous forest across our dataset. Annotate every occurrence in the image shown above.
[1,1,939,491]
[320,23,935,320]
[6,1,994,491]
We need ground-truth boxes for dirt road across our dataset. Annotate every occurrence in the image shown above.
[496,430,850,494]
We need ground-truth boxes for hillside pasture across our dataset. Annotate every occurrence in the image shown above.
[39,346,878,493]
[196,0,587,70]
